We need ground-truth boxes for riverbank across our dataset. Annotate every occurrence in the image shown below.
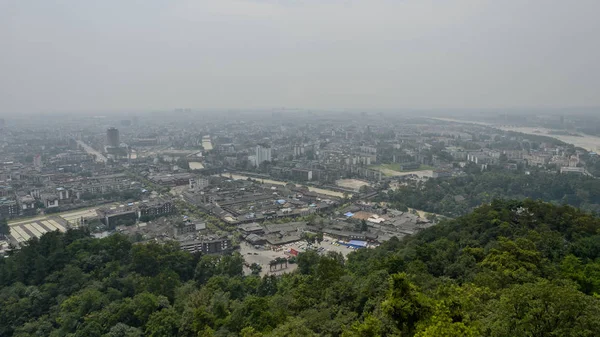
[430,117,600,152]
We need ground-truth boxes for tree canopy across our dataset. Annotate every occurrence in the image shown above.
[386,170,600,217]
[1,199,599,336]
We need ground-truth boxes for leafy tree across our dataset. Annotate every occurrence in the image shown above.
[195,255,220,284]
[57,287,109,332]
[0,200,599,336]
[268,317,318,336]
[145,307,180,337]
[176,158,190,170]
[241,327,263,337]
[414,284,485,337]
[381,273,430,334]
[218,253,244,277]
[228,295,284,333]
[0,218,9,238]
[297,250,320,275]
[359,185,371,194]
[561,254,600,295]
[341,314,382,337]
[360,219,368,232]
[315,232,324,245]
[105,323,143,337]
[482,280,600,337]
[250,263,262,276]
[386,171,600,216]
[301,232,316,245]
[315,252,345,288]
[476,237,545,289]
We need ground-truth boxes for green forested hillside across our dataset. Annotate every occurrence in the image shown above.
[1,199,600,336]
[386,170,600,217]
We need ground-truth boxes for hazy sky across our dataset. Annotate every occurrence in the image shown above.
[1,0,599,114]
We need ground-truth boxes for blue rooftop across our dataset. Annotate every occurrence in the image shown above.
[348,240,368,248]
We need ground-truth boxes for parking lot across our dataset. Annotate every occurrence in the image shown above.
[240,235,361,276]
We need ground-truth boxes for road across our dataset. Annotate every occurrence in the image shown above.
[76,140,108,163]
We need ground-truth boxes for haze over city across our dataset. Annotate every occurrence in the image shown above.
[2,0,600,115]
[4,1,600,336]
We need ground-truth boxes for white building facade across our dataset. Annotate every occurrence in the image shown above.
[255,145,272,167]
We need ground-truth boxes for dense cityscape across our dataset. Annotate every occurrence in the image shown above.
[1,111,600,335]
[2,0,600,335]
[3,111,599,253]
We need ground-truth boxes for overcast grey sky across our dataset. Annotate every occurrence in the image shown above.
[1,0,599,114]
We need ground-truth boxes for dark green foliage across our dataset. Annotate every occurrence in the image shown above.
[482,280,600,337]
[1,200,599,336]
[387,170,600,216]
[0,218,9,237]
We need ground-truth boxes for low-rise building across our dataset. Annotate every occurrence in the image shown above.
[98,205,138,228]
[41,194,59,208]
[239,222,264,235]
[560,167,587,175]
[0,185,12,197]
[148,172,195,186]
[18,195,36,216]
[291,168,313,181]
[175,221,207,236]
[189,177,209,189]
[524,154,551,167]
[0,198,18,219]
[138,199,175,218]
[467,153,496,165]
[179,236,231,254]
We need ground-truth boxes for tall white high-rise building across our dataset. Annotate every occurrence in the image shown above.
[255,144,272,167]
[33,154,43,171]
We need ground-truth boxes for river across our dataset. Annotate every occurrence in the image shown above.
[499,126,600,152]
[431,118,600,152]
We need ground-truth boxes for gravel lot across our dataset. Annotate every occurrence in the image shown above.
[240,236,361,276]
[335,179,370,191]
